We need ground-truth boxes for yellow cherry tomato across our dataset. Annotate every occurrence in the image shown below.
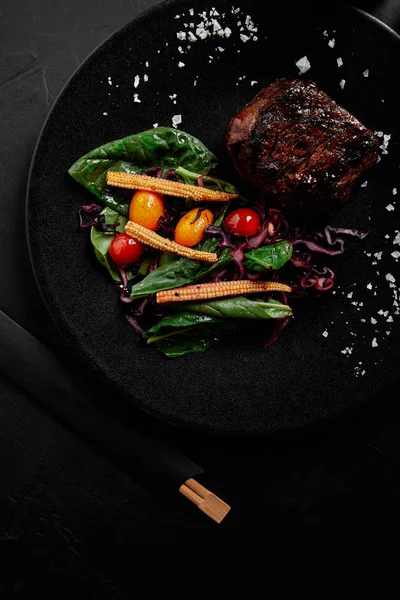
[129,190,165,231]
[174,208,214,247]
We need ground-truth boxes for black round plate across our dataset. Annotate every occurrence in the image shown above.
[27,0,400,436]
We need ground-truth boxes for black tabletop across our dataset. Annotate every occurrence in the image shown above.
[1,0,400,594]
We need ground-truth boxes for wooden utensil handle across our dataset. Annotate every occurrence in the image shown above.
[179,478,231,524]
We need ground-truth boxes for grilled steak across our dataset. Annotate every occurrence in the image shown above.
[226,77,379,217]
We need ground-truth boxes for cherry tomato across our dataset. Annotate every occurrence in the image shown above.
[129,190,165,231]
[109,233,144,268]
[174,208,214,247]
[224,208,261,237]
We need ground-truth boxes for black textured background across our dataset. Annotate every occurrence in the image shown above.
[1,0,400,595]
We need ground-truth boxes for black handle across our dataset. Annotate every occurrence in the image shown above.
[0,308,203,489]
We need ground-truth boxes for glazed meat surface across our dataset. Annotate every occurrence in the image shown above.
[226,77,379,217]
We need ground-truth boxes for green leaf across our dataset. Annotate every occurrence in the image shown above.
[175,166,239,195]
[144,311,221,341]
[180,297,293,320]
[90,207,127,281]
[244,241,293,272]
[144,312,235,357]
[68,127,217,214]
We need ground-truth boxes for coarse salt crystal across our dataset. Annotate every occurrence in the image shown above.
[347,292,353,298]
[178,61,185,67]
[371,317,377,324]
[393,188,397,195]
[240,33,250,42]
[328,39,335,48]
[133,94,141,103]
[361,181,368,187]
[386,273,396,283]
[153,123,158,128]
[103,112,108,116]
[386,204,395,211]
[363,69,369,77]
[172,114,182,127]
[295,55,311,74]
[134,75,140,88]
[339,79,346,89]
[391,251,400,259]
[393,232,400,245]
[224,27,232,37]
[387,316,394,322]
[144,74,149,82]
[366,283,373,290]
[372,338,378,347]
[337,57,343,67]
[188,31,197,42]
[251,80,258,86]
[145,61,149,67]
[177,31,186,40]
[322,330,329,337]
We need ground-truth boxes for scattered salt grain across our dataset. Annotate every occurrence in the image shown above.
[188,31,197,42]
[172,114,182,127]
[386,204,395,211]
[337,57,343,67]
[347,291,353,299]
[393,188,397,195]
[153,123,158,128]
[386,273,396,283]
[339,79,346,89]
[133,94,141,103]
[363,69,369,77]
[145,61,149,67]
[393,232,400,245]
[372,338,378,347]
[371,317,377,324]
[392,251,400,259]
[295,55,311,74]
[240,33,250,42]
[144,74,149,82]
[107,76,112,85]
[322,330,329,337]
[102,112,108,116]
[178,61,185,67]
[134,75,140,88]
[328,39,335,48]
[361,181,368,187]
[177,31,186,40]
[251,80,258,86]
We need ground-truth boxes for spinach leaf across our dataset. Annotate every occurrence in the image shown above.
[90,207,127,281]
[144,311,235,358]
[130,238,291,299]
[244,241,293,272]
[145,311,221,341]
[175,166,239,195]
[68,127,217,214]
[181,297,293,320]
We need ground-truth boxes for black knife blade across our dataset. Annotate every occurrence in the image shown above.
[0,307,203,489]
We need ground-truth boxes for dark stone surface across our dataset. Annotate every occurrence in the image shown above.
[1,0,400,595]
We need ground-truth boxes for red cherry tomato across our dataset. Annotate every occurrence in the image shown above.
[109,233,144,268]
[224,208,261,237]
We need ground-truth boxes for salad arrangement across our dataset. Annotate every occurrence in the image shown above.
[69,126,364,357]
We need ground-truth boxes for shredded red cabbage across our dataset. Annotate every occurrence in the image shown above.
[79,203,103,227]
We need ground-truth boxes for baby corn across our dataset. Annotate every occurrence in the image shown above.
[106,171,237,202]
[156,280,292,303]
[124,221,218,262]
